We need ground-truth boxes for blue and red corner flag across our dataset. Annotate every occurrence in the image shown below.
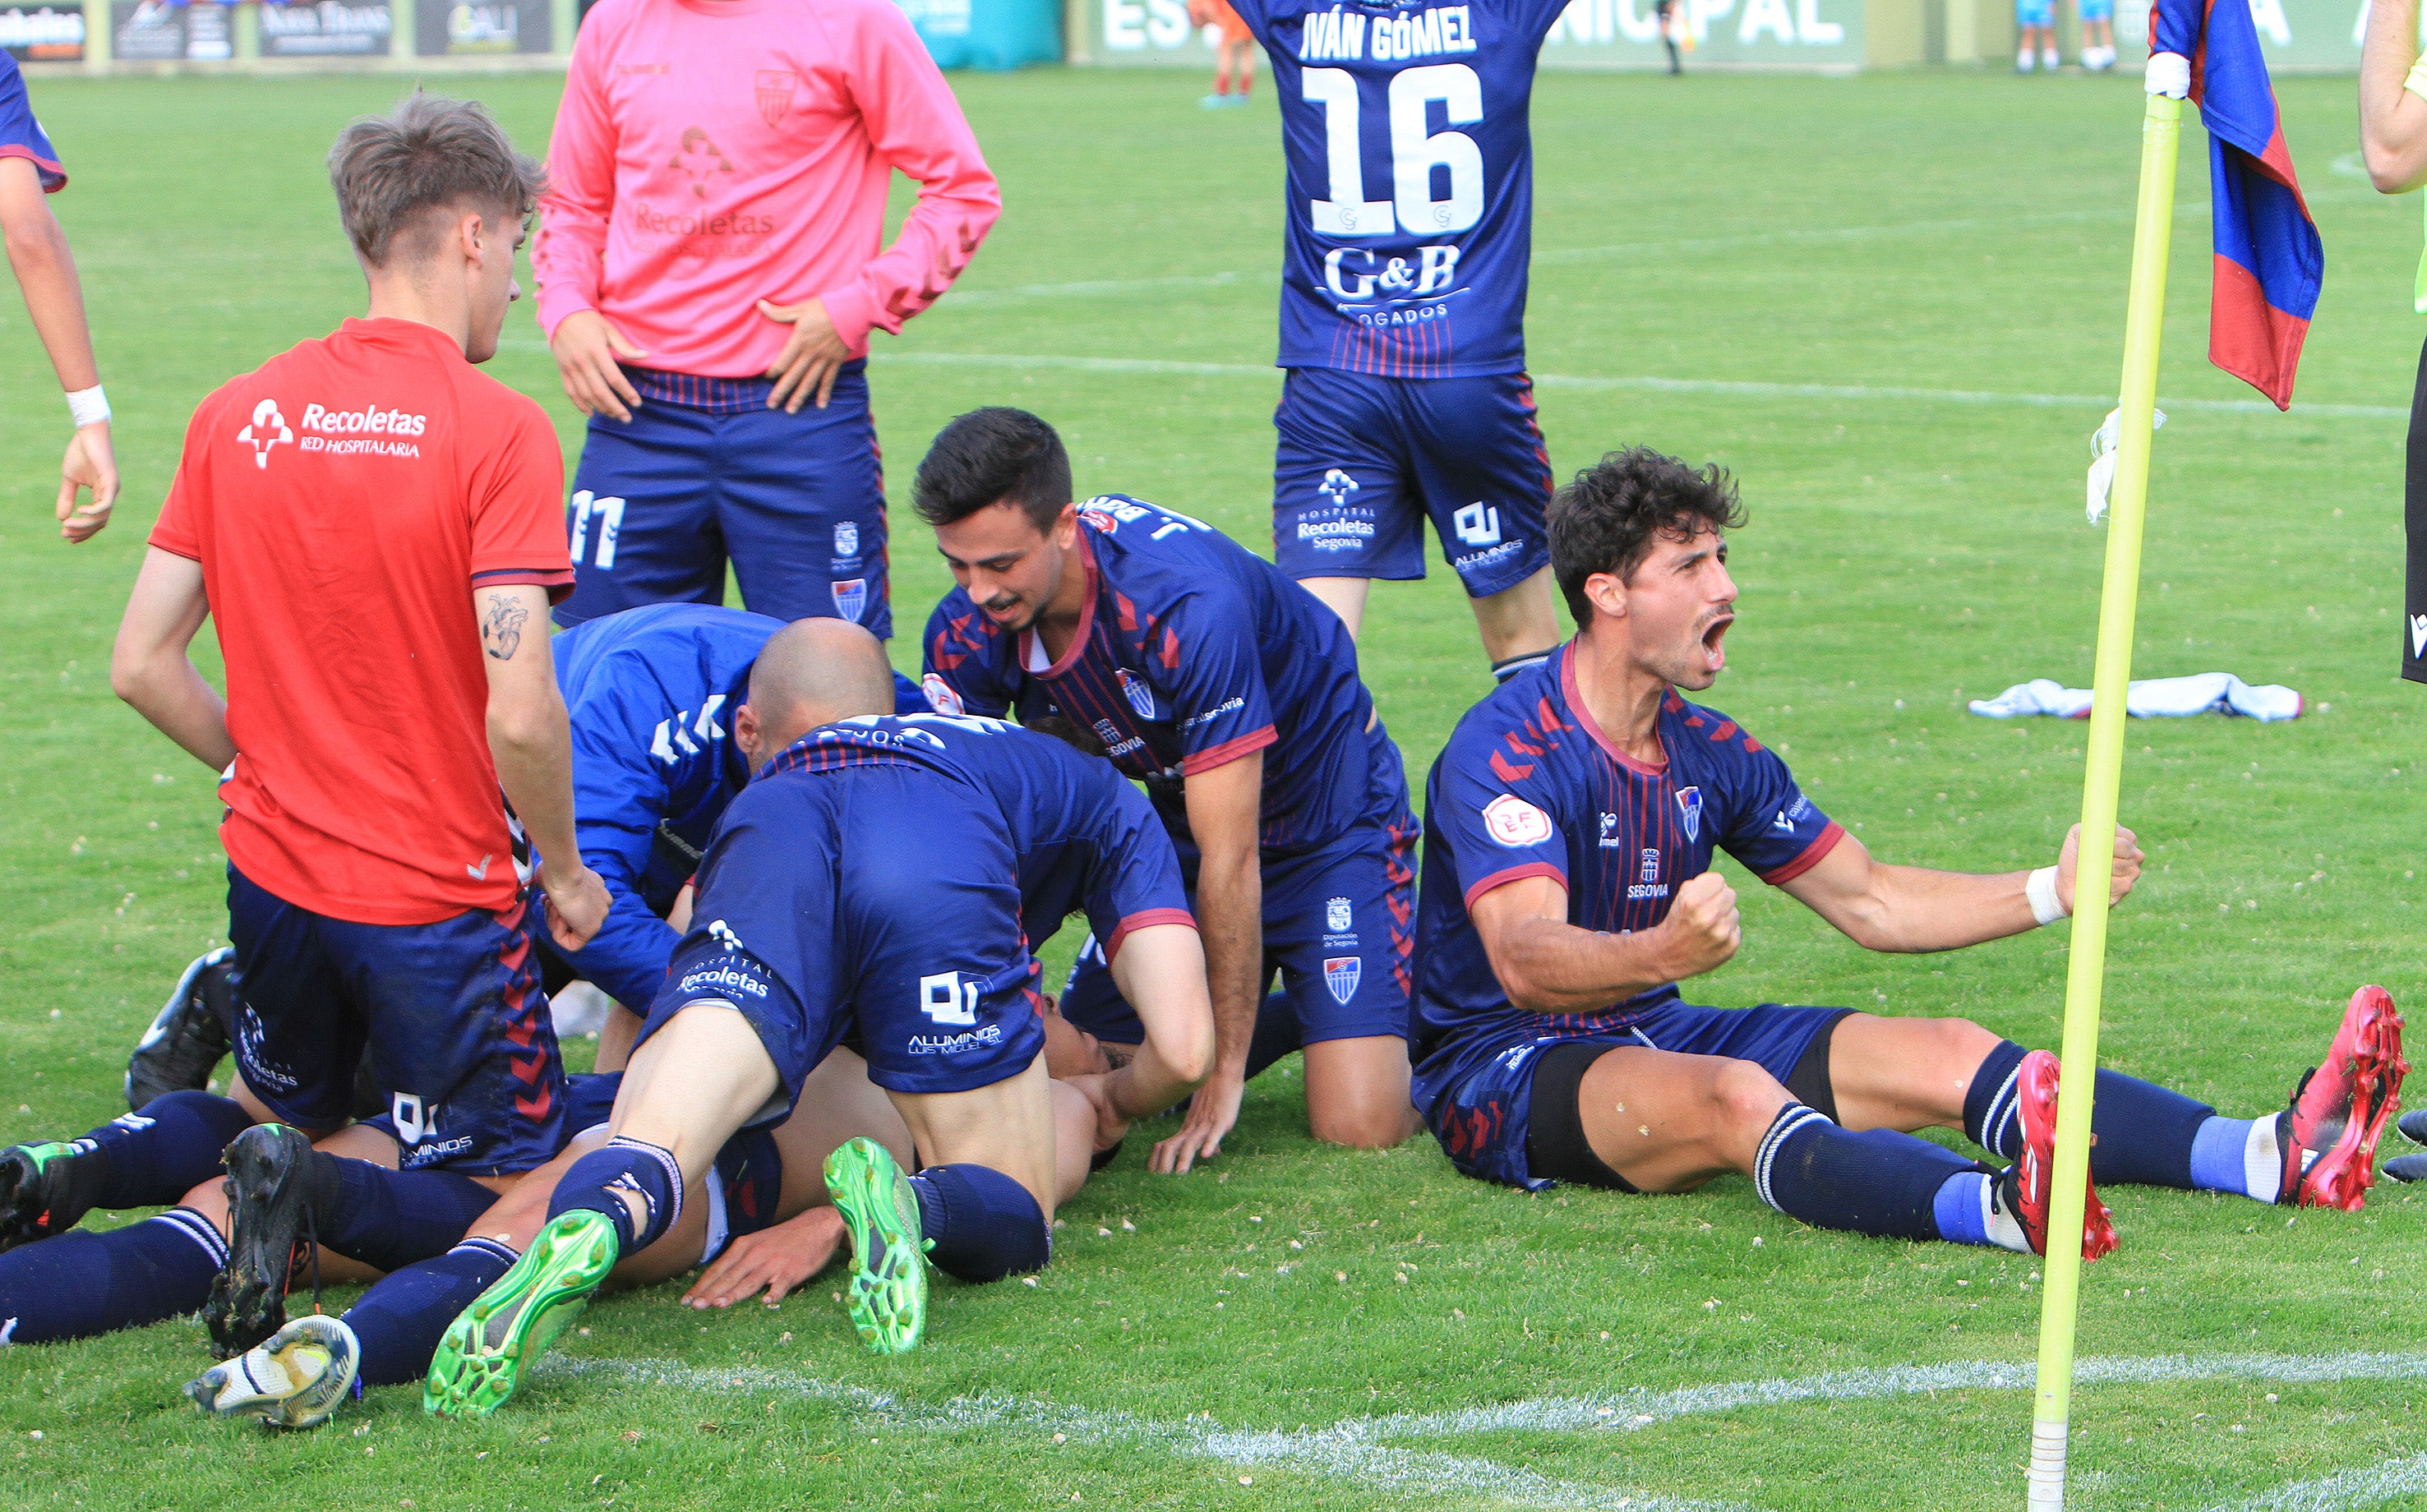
[2151,0,2323,409]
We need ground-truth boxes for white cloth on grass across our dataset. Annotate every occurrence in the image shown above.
[1967,673,2301,723]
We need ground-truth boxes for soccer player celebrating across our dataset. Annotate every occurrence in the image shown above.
[536,0,999,634]
[418,628,1214,1408]
[918,408,1423,1171]
[1222,0,1571,683]
[1415,448,2406,1253]
[1,51,116,542]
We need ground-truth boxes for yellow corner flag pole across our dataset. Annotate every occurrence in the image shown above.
[2025,62,2185,1512]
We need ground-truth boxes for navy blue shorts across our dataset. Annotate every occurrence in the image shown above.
[637,766,1046,1108]
[1060,796,1418,1051]
[1423,1000,1848,1192]
[224,867,567,1176]
[555,362,889,635]
[1271,366,1553,598]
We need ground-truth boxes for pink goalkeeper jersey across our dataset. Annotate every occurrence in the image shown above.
[533,0,999,379]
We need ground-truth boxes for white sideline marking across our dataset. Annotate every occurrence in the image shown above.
[947,271,1252,306]
[869,351,2406,422]
[2216,1453,2427,1512]
[551,1350,2427,1511]
[548,1358,1746,1511]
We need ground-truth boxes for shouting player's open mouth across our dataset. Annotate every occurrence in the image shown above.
[1698,610,1733,674]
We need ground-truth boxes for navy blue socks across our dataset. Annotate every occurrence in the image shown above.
[1754,1102,1979,1243]
[1962,1040,2031,1159]
[1963,1038,2221,1189]
[547,1136,683,1256]
[909,1164,1050,1282]
[0,1208,224,1345]
[341,1238,517,1387]
[302,1155,498,1274]
[58,1091,255,1215]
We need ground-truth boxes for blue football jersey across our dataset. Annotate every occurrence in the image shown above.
[921,495,1387,853]
[748,713,1194,954]
[548,603,785,1007]
[0,55,62,192]
[1227,0,1569,377]
[1410,645,1843,1107]
[547,604,933,1007]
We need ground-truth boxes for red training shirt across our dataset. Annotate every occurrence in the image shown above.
[150,316,574,926]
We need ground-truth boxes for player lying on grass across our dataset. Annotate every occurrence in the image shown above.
[416,626,1216,1412]
[919,407,1422,1171]
[1414,447,2407,1256]
[182,1049,914,1429]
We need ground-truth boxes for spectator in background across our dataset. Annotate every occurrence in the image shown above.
[1657,0,1684,73]
[2079,0,2115,71]
[0,52,115,542]
[2015,0,2057,71]
[1189,0,1257,108]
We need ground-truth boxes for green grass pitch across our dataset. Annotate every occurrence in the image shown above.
[2,62,2424,1512]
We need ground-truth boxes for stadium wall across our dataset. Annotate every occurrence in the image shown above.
[2,0,2379,79]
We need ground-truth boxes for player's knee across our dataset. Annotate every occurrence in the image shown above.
[178,1177,233,1237]
[1307,1095,1418,1150]
[1707,1057,1794,1132]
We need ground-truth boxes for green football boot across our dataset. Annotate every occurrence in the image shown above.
[822,1136,928,1355]
[422,1210,617,1418]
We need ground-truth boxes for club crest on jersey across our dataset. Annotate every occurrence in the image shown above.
[1675,786,1703,842]
[1482,793,1553,848]
[1323,956,1361,1005]
[830,579,867,623]
[1639,848,1660,883]
[1117,668,1157,721]
[1326,896,1353,933]
[833,520,860,560]
[754,69,798,128]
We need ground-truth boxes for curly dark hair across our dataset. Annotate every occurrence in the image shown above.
[1547,448,1746,625]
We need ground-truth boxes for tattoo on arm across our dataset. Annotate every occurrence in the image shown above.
[1100,1041,1137,1072]
[481,592,529,661]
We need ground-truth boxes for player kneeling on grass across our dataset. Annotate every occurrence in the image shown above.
[183,1050,910,1428]
[411,624,1212,1413]
[1414,448,2407,1256]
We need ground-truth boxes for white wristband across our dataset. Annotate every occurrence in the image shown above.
[2026,865,2068,928]
[66,385,109,428]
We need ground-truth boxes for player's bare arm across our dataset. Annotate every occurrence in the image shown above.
[0,154,116,542]
[2361,0,2427,192]
[547,307,645,422]
[1469,870,1740,1014]
[1150,751,1264,1174]
[473,583,610,952]
[1779,822,2143,952]
[110,548,234,771]
[1073,921,1216,1158]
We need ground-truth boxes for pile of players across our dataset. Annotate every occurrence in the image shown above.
[0,0,2409,1436]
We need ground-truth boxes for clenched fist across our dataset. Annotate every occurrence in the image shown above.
[1657,871,1741,980]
